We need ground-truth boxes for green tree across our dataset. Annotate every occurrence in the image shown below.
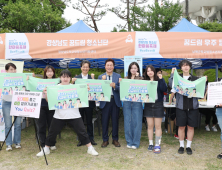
[198,21,222,32]
[130,0,183,31]
[0,0,71,33]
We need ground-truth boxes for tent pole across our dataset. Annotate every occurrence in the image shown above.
[216,62,218,81]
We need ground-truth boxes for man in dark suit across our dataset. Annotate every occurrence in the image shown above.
[98,59,122,148]
[72,60,97,146]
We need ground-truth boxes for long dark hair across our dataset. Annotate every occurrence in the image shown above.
[144,65,159,81]
[43,65,56,79]
[127,62,140,79]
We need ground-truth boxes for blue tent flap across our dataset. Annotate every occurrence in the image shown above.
[168,18,209,32]
[57,20,95,33]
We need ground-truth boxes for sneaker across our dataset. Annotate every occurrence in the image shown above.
[178,147,184,154]
[87,146,99,156]
[186,147,192,155]
[212,125,218,132]
[36,147,50,157]
[205,125,210,131]
[131,146,137,149]
[127,145,132,149]
[6,145,12,151]
[50,146,57,150]
[174,134,179,139]
[148,145,154,151]
[15,144,21,149]
[217,153,222,159]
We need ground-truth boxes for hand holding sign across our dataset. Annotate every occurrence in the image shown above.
[119,78,122,83]
[110,82,115,89]
[136,72,139,77]
[171,68,176,74]
[72,78,77,84]
[102,75,106,80]
[91,73,95,79]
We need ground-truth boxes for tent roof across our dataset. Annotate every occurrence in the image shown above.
[168,18,209,32]
[57,20,95,33]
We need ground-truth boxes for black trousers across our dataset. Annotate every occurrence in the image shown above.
[45,117,90,146]
[38,106,55,147]
[101,97,120,141]
[79,107,94,140]
[199,108,218,125]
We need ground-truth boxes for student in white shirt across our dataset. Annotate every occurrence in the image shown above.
[36,70,98,156]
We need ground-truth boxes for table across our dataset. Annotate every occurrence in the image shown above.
[163,102,215,135]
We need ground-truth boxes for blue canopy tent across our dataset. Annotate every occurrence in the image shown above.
[57,20,95,33]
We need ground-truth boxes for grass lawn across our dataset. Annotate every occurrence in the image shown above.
[0,114,222,170]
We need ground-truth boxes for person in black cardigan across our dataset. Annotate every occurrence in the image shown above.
[72,60,97,146]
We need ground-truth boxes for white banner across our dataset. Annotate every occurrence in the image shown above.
[207,82,222,106]
[10,91,42,118]
[135,32,162,58]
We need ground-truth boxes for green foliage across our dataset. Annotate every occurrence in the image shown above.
[0,0,71,33]
[198,21,222,32]
[130,0,183,31]
[204,69,222,82]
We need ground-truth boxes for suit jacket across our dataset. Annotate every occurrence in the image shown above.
[98,72,122,109]
[74,74,96,108]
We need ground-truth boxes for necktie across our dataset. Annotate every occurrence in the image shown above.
[108,75,111,80]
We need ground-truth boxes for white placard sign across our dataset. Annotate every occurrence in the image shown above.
[10,91,42,118]
[207,82,222,106]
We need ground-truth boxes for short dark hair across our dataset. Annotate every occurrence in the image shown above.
[81,60,91,68]
[105,59,115,66]
[60,69,72,78]
[155,68,162,73]
[5,63,16,70]
[178,60,192,69]
[77,98,80,100]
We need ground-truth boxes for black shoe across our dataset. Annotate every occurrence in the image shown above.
[217,153,222,159]
[186,147,192,155]
[77,141,82,147]
[90,139,97,145]
[178,147,184,154]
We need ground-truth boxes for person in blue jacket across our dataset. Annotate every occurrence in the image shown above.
[98,59,122,148]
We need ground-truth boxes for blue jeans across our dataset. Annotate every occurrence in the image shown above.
[123,101,143,148]
[2,100,22,146]
[216,108,222,147]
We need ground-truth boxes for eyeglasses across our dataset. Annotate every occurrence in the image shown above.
[82,67,89,69]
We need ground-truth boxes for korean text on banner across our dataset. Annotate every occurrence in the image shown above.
[47,84,88,110]
[124,56,143,77]
[120,79,157,103]
[10,91,42,118]
[172,69,206,98]
[207,82,222,106]
[5,32,135,59]
[27,77,60,98]
[0,73,28,96]
[75,79,112,102]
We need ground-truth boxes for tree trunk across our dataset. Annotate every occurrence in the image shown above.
[155,0,158,31]
[185,0,190,21]
[127,0,131,31]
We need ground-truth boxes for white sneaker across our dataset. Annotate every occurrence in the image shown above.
[127,145,132,149]
[131,146,137,149]
[15,144,21,149]
[205,125,210,131]
[87,146,98,156]
[50,146,57,150]
[6,145,12,151]
[212,125,218,132]
[36,147,50,157]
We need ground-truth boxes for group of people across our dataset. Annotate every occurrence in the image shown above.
[1,59,222,159]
